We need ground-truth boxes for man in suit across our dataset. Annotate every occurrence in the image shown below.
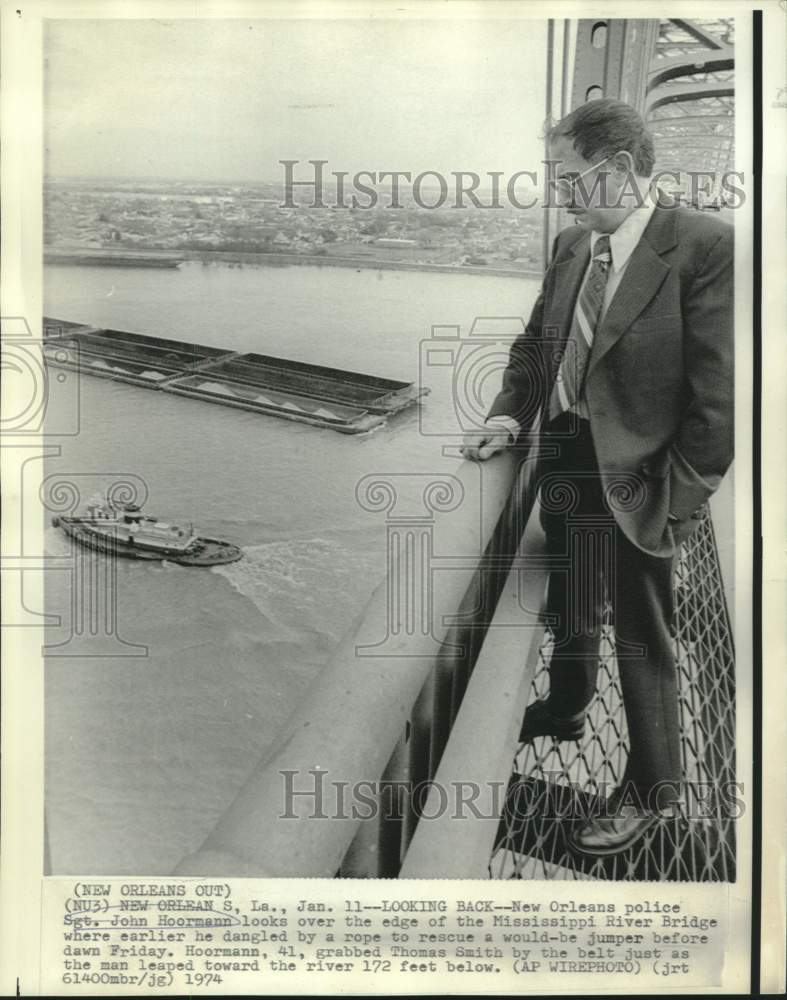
[461,98,733,856]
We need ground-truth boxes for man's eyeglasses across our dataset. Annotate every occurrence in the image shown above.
[548,153,617,205]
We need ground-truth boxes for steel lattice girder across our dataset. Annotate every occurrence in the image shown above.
[570,19,658,112]
[669,17,730,50]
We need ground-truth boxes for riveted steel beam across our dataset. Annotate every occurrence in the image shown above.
[647,82,734,114]
[648,51,734,90]
[670,17,727,50]
[570,19,658,114]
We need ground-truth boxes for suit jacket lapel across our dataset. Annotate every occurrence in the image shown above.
[543,231,590,341]
[586,203,678,380]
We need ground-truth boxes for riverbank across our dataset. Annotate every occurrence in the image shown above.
[44,245,541,280]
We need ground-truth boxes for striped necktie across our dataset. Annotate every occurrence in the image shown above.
[548,233,612,422]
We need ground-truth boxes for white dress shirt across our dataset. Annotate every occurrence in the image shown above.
[487,195,658,440]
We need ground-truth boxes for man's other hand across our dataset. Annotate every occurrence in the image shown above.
[460,426,512,462]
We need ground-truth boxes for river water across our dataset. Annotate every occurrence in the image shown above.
[43,260,539,874]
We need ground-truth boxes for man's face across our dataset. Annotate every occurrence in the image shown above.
[548,136,623,232]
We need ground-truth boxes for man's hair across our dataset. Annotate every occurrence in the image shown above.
[546,98,655,176]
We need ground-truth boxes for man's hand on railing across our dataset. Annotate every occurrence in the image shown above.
[460,423,513,462]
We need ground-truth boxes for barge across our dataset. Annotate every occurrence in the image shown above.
[43,317,428,433]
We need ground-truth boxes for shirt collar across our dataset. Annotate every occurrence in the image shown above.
[590,189,657,272]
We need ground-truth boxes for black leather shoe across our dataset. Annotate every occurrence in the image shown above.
[519,698,586,742]
[567,800,674,857]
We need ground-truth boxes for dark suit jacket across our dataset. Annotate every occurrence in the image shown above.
[487,200,734,557]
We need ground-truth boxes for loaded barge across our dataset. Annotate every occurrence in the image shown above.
[43,317,428,434]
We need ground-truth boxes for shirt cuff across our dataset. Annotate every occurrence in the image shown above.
[485,415,520,444]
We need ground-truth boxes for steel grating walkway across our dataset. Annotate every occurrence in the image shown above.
[491,509,736,881]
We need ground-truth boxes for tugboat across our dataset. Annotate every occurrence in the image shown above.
[52,496,242,566]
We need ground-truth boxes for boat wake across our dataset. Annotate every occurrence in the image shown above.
[212,535,381,644]
[44,526,383,651]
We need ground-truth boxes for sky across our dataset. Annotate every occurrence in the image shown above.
[44,17,549,184]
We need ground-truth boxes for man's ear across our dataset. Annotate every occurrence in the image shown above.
[611,150,635,181]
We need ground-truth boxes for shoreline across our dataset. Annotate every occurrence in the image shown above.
[44,246,542,281]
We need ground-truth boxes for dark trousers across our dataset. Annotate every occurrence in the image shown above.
[538,415,681,809]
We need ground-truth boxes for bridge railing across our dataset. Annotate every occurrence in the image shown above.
[397,503,548,878]
[174,443,735,881]
[175,442,543,878]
